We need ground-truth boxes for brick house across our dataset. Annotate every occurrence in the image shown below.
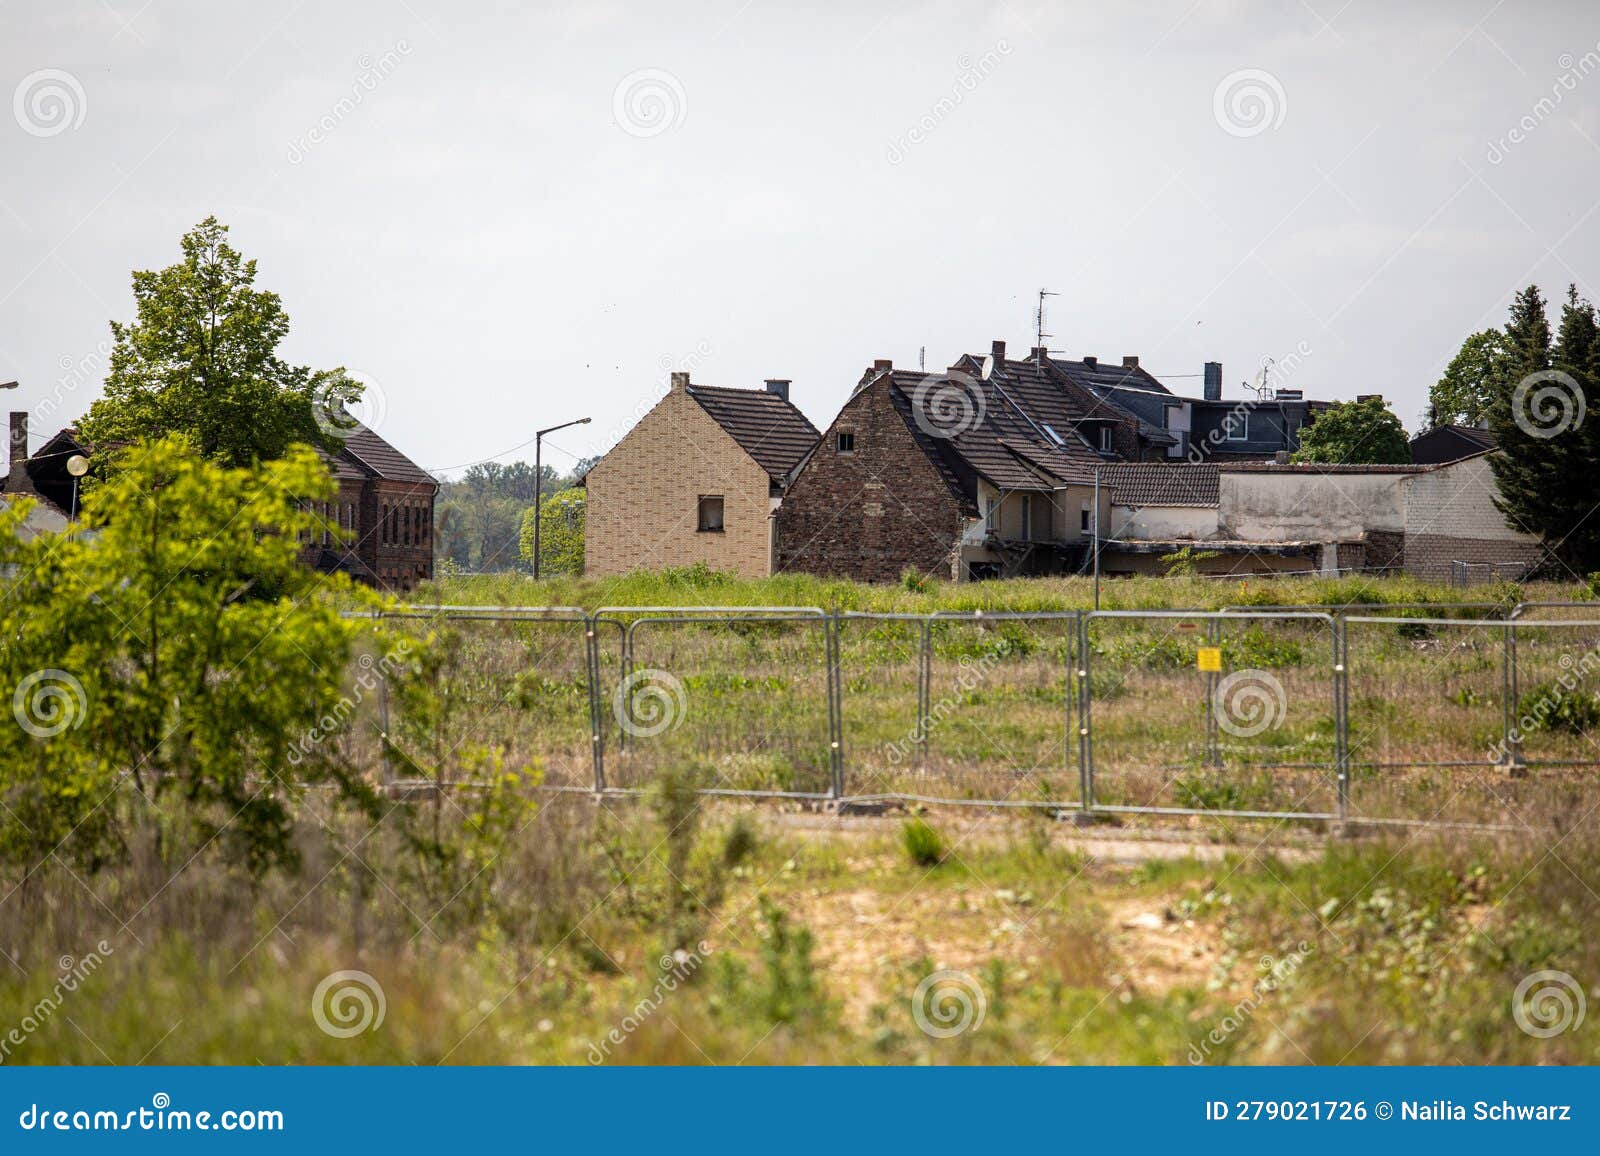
[776,346,1110,582]
[306,419,439,593]
[583,373,819,578]
[2,410,437,594]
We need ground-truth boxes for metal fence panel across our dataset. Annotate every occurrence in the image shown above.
[837,612,1079,809]
[1341,615,1512,826]
[349,609,596,792]
[1083,611,1339,819]
[603,610,834,797]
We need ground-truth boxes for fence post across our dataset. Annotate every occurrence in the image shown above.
[376,661,394,786]
[585,616,606,793]
[1506,619,1524,772]
[617,622,633,756]
[1334,615,1349,823]
[1077,612,1094,815]
[1063,610,1075,797]
[827,610,845,799]
[1204,617,1222,768]
[916,618,932,769]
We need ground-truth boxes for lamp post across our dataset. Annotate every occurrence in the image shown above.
[66,454,89,523]
[533,416,591,580]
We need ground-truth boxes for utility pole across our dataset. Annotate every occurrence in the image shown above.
[1092,466,1101,610]
[532,416,591,579]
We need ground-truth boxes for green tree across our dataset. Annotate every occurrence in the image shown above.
[1488,284,1600,569]
[436,461,580,572]
[520,488,585,576]
[77,216,359,468]
[1291,397,1411,464]
[0,436,390,880]
[1429,329,1508,427]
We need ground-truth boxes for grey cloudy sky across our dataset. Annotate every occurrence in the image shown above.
[3,0,1599,476]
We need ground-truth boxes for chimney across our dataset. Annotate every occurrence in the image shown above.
[1203,361,1222,402]
[1082,355,1097,370]
[8,412,28,491]
[670,371,690,391]
[1122,355,1139,369]
[764,378,791,402]
[991,340,1006,362]
[873,358,893,372]
[1031,345,1049,362]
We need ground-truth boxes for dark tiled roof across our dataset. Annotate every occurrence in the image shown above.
[1045,355,1178,434]
[886,360,1106,491]
[331,420,437,487]
[1409,424,1496,465]
[1101,464,1220,507]
[687,384,820,483]
[880,371,979,514]
[1052,356,1173,397]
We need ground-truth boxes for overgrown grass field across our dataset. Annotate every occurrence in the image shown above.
[8,568,1599,1066]
[5,799,1597,1065]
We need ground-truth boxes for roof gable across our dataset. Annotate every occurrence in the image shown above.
[326,418,436,487]
[686,384,820,482]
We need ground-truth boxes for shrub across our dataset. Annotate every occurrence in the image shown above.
[721,815,760,868]
[1513,681,1600,737]
[0,436,389,881]
[902,818,945,867]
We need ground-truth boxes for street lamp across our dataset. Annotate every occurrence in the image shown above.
[533,417,591,580]
[66,454,89,522]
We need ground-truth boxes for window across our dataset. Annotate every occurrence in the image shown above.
[1098,426,1114,453]
[1020,494,1033,541]
[836,431,855,453]
[1224,412,1249,442]
[1080,505,1091,532]
[1041,423,1064,445]
[697,495,725,532]
[984,495,997,532]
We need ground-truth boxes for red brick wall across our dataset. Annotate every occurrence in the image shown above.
[776,379,965,582]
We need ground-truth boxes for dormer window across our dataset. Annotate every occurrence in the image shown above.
[1098,426,1114,453]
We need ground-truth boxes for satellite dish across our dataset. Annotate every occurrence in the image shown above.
[66,454,89,477]
[980,355,995,381]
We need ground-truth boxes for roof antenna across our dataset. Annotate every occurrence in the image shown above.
[1035,289,1059,360]
[1244,357,1275,401]
[919,345,926,370]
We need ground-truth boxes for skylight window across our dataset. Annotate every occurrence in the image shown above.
[1041,423,1064,445]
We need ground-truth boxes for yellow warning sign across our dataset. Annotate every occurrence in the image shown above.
[1196,647,1222,672]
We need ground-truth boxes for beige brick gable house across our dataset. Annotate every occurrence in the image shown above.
[584,372,819,578]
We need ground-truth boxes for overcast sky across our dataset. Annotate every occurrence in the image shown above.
[3,0,1599,477]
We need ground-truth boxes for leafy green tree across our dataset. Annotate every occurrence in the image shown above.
[0,436,391,880]
[1291,397,1411,464]
[436,461,578,572]
[520,488,585,576]
[77,216,359,468]
[1430,329,1508,427]
[1488,284,1600,569]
